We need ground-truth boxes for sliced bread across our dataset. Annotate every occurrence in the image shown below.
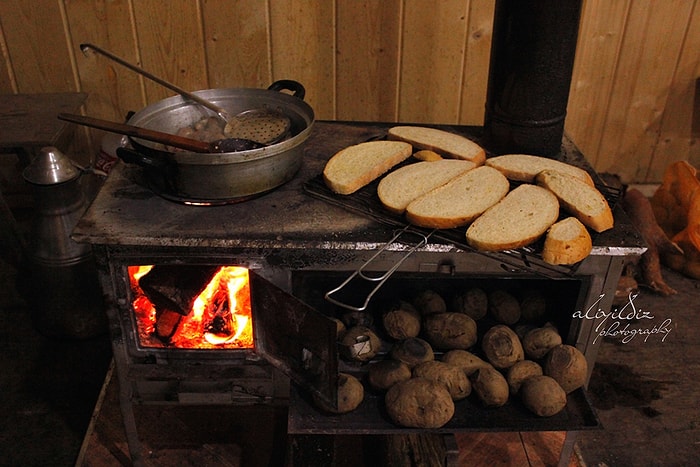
[405,165,510,229]
[378,159,477,214]
[535,169,614,233]
[466,184,560,251]
[542,217,593,265]
[387,126,486,165]
[323,140,413,194]
[485,154,594,186]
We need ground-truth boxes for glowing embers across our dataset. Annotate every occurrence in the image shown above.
[129,265,254,349]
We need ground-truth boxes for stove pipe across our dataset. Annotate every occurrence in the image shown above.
[484,0,583,157]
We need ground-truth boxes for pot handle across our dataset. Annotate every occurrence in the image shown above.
[116,147,168,170]
[268,80,305,100]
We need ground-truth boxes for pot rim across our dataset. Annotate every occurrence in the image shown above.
[126,86,315,163]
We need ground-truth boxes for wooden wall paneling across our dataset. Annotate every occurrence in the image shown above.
[201,0,272,89]
[65,0,145,121]
[335,0,402,122]
[0,0,76,93]
[398,0,470,124]
[646,0,700,181]
[458,0,494,125]
[565,0,630,168]
[0,20,17,93]
[132,0,208,104]
[268,0,335,120]
[594,0,694,184]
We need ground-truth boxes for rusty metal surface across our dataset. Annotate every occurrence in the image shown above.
[73,121,644,256]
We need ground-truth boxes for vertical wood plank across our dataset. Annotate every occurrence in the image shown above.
[132,0,208,103]
[565,0,631,167]
[336,0,402,122]
[269,0,335,120]
[0,0,75,92]
[201,0,272,89]
[594,0,694,183]
[0,22,17,93]
[459,0,494,125]
[64,0,145,121]
[646,0,700,181]
[398,0,470,124]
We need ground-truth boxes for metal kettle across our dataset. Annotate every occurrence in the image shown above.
[21,146,106,339]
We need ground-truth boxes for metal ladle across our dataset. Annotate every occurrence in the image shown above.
[58,113,264,153]
[79,43,290,145]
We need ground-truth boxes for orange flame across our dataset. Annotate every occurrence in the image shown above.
[129,265,254,349]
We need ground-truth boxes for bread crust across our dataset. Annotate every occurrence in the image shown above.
[535,170,613,232]
[542,217,593,265]
[388,126,486,165]
[323,140,412,194]
[466,184,560,251]
[485,154,594,186]
[377,159,476,214]
[405,166,509,229]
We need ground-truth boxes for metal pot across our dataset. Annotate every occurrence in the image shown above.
[116,80,314,204]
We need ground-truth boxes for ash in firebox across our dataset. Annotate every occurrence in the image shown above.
[588,362,673,417]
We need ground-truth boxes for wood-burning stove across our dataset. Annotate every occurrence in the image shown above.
[72,121,645,466]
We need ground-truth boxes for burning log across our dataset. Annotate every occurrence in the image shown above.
[139,265,221,315]
[155,309,183,341]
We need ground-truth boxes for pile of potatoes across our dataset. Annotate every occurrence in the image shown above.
[314,287,589,428]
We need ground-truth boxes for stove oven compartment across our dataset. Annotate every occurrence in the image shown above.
[286,269,601,434]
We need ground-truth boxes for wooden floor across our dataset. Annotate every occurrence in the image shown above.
[77,267,700,466]
[77,364,582,467]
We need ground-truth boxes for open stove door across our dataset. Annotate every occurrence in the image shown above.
[249,271,339,409]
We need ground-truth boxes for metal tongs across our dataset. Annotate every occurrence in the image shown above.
[325,226,436,312]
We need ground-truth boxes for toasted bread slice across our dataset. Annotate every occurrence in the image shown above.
[378,159,477,214]
[535,169,613,233]
[466,184,560,251]
[485,154,594,186]
[388,126,486,165]
[405,165,509,229]
[323,140,413,194]
[542,217,593,265]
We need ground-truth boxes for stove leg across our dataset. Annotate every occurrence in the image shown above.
[118,380,145,467]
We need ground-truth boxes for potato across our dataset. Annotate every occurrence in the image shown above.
[519,289,548,323]
[522,326,562,360]
[441,349,491,377]
[423,312,477,350]
[481,324,524,369]
[330,317,347,339]
[506,360,543,395]
[390,337,435,368]
[313,372,364,414]
[368,359,412,391]
[414,289,446,315]
[340,325,382,362]
[385,377,455,428]
[514,323,537,341]
[413,360,471,400]
[543,344,588,393]
[520,375,567,417]
[488,289,521,325]
[451,287,488,320]
[471,366,509,407]
[382,300,421,340]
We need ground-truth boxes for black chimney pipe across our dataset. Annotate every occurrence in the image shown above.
[484,0,583,157]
